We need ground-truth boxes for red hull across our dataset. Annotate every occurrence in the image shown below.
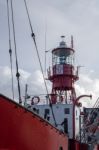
[0,94,68,150]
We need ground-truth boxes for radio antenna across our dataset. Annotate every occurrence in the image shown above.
[45,20,47,74]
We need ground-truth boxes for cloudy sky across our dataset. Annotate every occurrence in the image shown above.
[0,0,99,107]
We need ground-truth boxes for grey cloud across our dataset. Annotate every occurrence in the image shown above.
[1,0,99,71]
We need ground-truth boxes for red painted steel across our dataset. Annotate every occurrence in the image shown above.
[69,139,76,150]
[94,145,99,150]
[69,140,88,150]
[0,95,68,150]
[52,76,73,90]
[80,143,88,150]
[75,141,80,150]
[50,64,77,91]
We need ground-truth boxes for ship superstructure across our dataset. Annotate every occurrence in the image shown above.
[25,36,80,139]
[24,37,95,150]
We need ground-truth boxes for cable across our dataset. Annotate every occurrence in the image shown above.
[6,0,14,100]
[24,0,57,126]
[93,98,99,108]
[10,0,22,104]
[7,0,11,50]
[81,97,99,142]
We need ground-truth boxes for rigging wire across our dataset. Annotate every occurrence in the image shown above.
[10,0,22,104]
[88,97,99,120]
[93,97,99,108]
[6,0,14,100]
[23,0,57,126]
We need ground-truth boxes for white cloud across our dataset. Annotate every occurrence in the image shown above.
[75,72,99,107]
[93,79,99,94]
[80,74,93,84]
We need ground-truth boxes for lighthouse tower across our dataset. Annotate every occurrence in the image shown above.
[48,36,79,104]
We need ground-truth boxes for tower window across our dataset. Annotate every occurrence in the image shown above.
[64,108,70,114]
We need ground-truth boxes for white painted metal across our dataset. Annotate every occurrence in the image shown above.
[25,103,80,139]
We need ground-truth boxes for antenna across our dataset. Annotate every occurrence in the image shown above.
[76,65,84,76]
[44,20,47,74]
[71,35,74,48]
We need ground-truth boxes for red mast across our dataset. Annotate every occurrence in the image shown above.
[48,36,79,104]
